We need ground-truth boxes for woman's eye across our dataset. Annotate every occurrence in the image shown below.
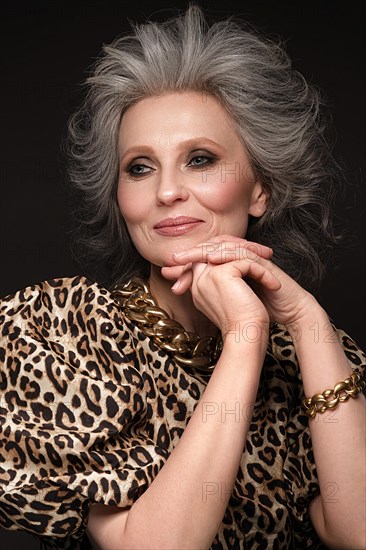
[189,155,215,168]
[127,164,152,176]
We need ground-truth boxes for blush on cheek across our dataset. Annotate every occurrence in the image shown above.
[198,174,252,213]
[117,186,144,224]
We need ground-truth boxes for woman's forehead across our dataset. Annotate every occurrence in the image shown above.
[118,91,242,152]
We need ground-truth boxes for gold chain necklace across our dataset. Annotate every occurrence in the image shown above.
[110,276,222,371]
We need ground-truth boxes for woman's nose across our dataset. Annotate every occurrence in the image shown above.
[156,169,189,206]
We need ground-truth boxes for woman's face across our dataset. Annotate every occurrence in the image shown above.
[117,91,268,268]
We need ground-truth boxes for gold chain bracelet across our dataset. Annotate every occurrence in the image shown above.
[302,371,365,419]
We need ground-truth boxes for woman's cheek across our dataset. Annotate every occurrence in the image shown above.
[117,185,147,224]
[197,173,250,212]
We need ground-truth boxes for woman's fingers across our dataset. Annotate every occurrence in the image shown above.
[171,268,193,294]
[169,257,281,297]
[162,238,279,297]
[198,234,273,255]
[237,260,281,291]
[161,265,186,281]
[161,263,193,294]
[172,238,273,265]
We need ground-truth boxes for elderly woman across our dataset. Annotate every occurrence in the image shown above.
[0,5,365,550]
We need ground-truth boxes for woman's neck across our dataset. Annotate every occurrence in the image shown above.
[148,265,219,339]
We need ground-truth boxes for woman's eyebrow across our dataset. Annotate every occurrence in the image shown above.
[119,145,154,162]
[120,138,224,161]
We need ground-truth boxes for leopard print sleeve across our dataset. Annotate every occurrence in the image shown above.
[272,322,366,547]
[0,275,182,549]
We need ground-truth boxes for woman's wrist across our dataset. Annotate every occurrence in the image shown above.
[285,297,328,343]
[221,317,269,341]
[221,319,269,366]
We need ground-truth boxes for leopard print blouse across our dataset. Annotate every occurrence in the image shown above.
[0,275,365,549]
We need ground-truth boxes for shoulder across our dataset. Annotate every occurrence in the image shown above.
[0,275,140,362]
[1,274,109,310]
[0,274,122,318]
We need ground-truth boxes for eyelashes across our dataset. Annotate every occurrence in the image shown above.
[127,164,152,176]
[124,152,218,178]
[188,154,216,168]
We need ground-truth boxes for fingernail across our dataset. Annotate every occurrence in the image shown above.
[172,280,181,290]
[173,251,186,258]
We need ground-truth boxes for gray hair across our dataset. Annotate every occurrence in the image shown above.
[66,4,340,291]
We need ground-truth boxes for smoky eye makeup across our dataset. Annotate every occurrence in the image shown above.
[120,155,155,177]
[187,149,218,166]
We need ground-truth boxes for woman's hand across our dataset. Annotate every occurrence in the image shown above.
[162,236,319,330]
[161,236,281,339]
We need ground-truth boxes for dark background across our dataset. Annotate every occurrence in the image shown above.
[1,1,365,548]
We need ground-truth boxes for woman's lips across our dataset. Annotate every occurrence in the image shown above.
[153,216,203,236]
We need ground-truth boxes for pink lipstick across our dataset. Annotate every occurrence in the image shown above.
[154,216,203,236]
